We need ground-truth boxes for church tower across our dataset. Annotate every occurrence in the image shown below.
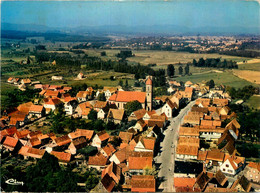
[146,76,153,111]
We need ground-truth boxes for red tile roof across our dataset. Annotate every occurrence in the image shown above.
[88,152,108,166]
[146,77,153,85]
[3,136,18,148]
[29,105,44,112]
[206,149,225,162]
[44,90,60,97]
[101,174,116,192]
[17,102,33,114]
[54,135,71,146]
[176,145,198,156]
[14,129,30,139]
[97,131,110,142]
[51,151,71,162]
[174,177,196,188]
[19,146,45,159]
[247,162,260,172]
[128,152,153,170]
[109,91,146,103]
[102,144,116,157]
[131,175,155,192]
[119,131,133,143]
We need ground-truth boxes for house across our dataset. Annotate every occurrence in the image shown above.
[205,149,225,169]
[97,108,108,119]
[128,151,153,174]
[13,129,30,140]
[44,90,61,98]
[131,175,156,192]
[182,87,194,101]
[88,152,108,170]
[231,175,252,192]
[161,99,178,118]
[97,174,116,192]
[179,126,200,137]
[193,171,211,191]
[119,131,133,144]
[167,86,175,94]
[134,137,156,152]
[29,105,45,118]
[43,98,62,112]
[94,101,108,111]
[92,131,110,148]
[76,91,92,102]
[183,112,201,125]
[185,81,193,87]
[68,129,94,141]
[68,137,88,154]
[2,136,19,151]
[109,146,130,165]
[27,137,42,148]
[219,106,230,116]
[77,72,84,79]
[9,111,29,128]
[225,119,240,140]
[51,76,63,80]
[213,99,229,107]
[21,78,31,85]
[100,144,116,158]
[18,146,45,159]
[101,161,122,184]
[50,151,71,164]
[54,135,71,147]
[195,98,211,107]
[106,109,125,124]
[220,155,245,176]
[128,108,147,122]
[244,162,260,184]
[7,77,15,83]
[176,144,198,160]
[199,126,225,140]
[64,97,78,115]
[75,101,93,117]
[103,87,119,100]
[174,177,198,192]
[17,101,33,114]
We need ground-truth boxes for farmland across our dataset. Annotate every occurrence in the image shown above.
[232,69,260,84]
[175,71,258,89]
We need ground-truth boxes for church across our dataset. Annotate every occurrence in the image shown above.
[108,76,153,111]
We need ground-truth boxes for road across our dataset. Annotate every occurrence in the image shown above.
[155,100,196,192]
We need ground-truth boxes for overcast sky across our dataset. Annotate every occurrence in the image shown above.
[1,0,259,32]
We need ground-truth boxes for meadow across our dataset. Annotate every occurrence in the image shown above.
[245,95,260,110]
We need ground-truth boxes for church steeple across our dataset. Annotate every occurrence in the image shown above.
[146,76,153,111]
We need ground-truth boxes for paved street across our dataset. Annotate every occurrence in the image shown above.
[155,101,196,192]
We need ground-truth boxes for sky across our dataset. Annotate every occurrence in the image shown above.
[1,0,259,32]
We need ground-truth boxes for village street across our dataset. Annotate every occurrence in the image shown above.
[155,100,196,192]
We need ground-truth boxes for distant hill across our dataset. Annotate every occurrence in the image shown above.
[1,22,260,36]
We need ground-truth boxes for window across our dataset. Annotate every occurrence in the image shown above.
[226,164,229,167]
[250,175,252,178]
[223,169,226,171]
[253,170,256,173]
[148,93,149,96]
[228,170,233,173]
[256,176,258,178]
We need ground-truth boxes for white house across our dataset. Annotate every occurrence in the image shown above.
[91,131,109,149]
[220,156,245,176]
[43,98,62,112]
[51,76,63,80]
[134,137,155,152]
[161,99,178,118]
[97,109,106,119]
[64,99,78,115]
[167,86,175,94]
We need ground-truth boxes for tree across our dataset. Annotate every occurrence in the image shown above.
[143,166,158,176]
[119,79,123,87]
[88,109,97,121]
[97,93,106,101]
[124,100,142,116]
[27,56,31,64]
[167,64,175,77]
[185,64,190,75]
[100,51,106,56]
[178,66,183,75]
[206,79,215,89]
[109,136,122,148]
[125,79,129,88]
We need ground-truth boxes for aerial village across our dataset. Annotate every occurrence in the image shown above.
[2,74,260,192]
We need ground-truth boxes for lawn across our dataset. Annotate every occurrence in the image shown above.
[175,71,258,89]
[238,63,260,71]
[245,95,260,110]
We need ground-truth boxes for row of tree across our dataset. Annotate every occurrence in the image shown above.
[192,58,238,69]
[167,64,190,77]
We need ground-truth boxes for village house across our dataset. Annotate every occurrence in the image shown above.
[128,108,147,122]
[231,175,252,192]
[75,101,93,117]
[185,81,193,87]
[68,129,94,142]
[76,91,92,102]
[199,126,225,141]
[102,161,122,184]
[109,146,130,165]
[19,146,46,159]
[43,98,63,112]
[130,175,156,192]
[9,111,29,128]
[21,78,31,85]
[213,98,229,107]
[29,105,45,118]
[134,137,156,152]
[77,72,84,79]
[102,87,119,100]
[195,98,211,107]
[180,87,194,101]
[88,152,108,170]
[44,90,61,98]
[106,109,125,124]
[64,97,78,115]
[119,131,133,144]
[13,129,31,140]
[100,144,116,158]
[68,137,88,155]
[128,151,153,174]
[51,76,63,80]
[174,177,198,192]
[183,111,202,125]
[220,155,245,176]
[92,130,110,148]
[161,98,178,118]
[50,151,71,165]
[205,149,225,171]
[176,144,198,160]
[244,162,260,184]
[2,136,20,152]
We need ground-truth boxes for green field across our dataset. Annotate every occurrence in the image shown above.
[82,49,250,65]
[175,71,258,89]
[245,95,260,109]
[238,63,260,71]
